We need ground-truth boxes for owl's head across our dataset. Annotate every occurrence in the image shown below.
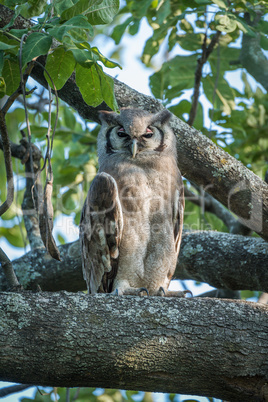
[97,108,176,163]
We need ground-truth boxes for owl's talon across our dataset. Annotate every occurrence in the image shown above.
[184,290,193,297]
[162,289,193,298]
[110,289,119,296]
[159,286,165,296]
[138,287,149,296]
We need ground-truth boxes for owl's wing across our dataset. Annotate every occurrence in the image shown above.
[79,172,123,294]
[173,175,185,255]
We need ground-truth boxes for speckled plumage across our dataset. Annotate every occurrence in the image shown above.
[79,108,185,296]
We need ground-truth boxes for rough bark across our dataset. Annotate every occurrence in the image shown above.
[0,232,267,293]
[240,32,268,92]
[0,4,267,241]
[0,292,267,401]
[177,231,268,292]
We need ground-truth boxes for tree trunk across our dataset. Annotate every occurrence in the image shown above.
[0,292,267,401]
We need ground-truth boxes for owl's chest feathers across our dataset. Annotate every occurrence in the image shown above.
[100,155,178,220]
[99,156,180,288]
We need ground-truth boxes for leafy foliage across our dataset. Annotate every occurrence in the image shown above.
[0,0,120,108]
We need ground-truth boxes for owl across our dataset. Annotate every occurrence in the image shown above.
[79,108,187,297]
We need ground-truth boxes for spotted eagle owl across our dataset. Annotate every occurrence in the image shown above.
[79,108,186,297]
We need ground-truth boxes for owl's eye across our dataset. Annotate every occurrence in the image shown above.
[117,128,128,138]
[143,127,153,139]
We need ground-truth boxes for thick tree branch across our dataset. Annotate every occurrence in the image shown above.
[0,4,267,240]
[0,292,267,402]
[240,12,268,92]
[0,232,267,293]
[177,231,268,291]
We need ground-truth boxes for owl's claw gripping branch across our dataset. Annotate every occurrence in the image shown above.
[113,287,149,296]
[164,290,193,298]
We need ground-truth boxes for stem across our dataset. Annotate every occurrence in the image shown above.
[0,110,14,216]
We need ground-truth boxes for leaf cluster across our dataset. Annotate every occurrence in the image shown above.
[0,0,121,109]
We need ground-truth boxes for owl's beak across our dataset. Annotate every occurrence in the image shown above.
[131,139,138,158]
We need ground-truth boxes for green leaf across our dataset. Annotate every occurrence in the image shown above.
[260,33,268,50]
[215,14,237,33]
[128,19,140,36]
[68,45,97,67]
[0,33,19,55]
[96,64,118,110]
[45,46,76,89]
[111,16,133,44]
[64,107,77,129]
[19,0,48,18]
[8,28,29,39]
[157,0,171,25]
[75,62,102,106]
[61,0,119,25]
[0,76,6,97]
[129,0,152,18]
[91,46,121,69]
[3,0,27,7]
[0,225,27,248]
[22,32,52,67]
[47,15,94,41]
[2,58,21,95]
[177,32,205,51]
[54,0,79,16]
[211,0,227,9]
[0,50,4,74]
[150,55,197,101]
[57,233,66,245]
[75,63,118,110]
[0,41,17,50]
[203,75,236,115]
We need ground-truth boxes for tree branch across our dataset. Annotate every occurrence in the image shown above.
[0,109,14,216]
[0,292,267,402]
[187,31,221,126]
[0,384,33,398]
[0,232,267,293]
[240,12,268,92]
[177,231,268,291]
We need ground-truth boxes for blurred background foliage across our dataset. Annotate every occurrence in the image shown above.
[21,387,212,402]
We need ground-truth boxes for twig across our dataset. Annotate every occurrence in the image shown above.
[209,41,221,132]
[0,109,14,216]
[0,384,33,398]
[20,130,44,250]
[0,247,20,288]
[19,34,34,182]
[187,30,221,126]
